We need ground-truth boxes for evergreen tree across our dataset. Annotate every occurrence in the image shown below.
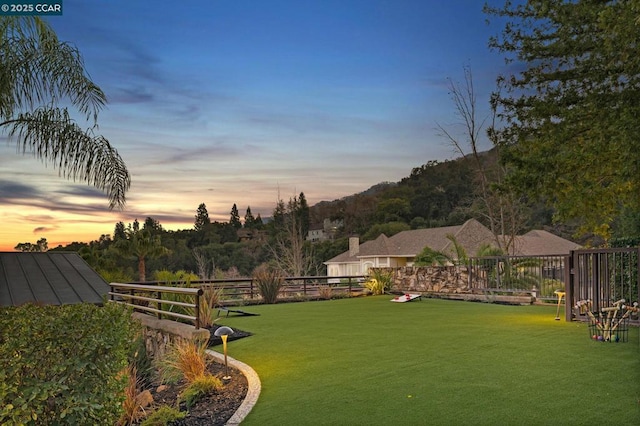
[485,0,640,239]
[113,221,126,241]
[255,213,264,230]
[143,217,163,235]
[297,192,310,238]
[229,204,242,229]
[194,203,210,232]
[244,206,256,229]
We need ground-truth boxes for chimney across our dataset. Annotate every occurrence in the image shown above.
[349,236,360,257]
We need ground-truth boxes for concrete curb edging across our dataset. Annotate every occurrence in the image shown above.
[206,349,261,425]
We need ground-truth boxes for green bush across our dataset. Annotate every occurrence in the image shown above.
[140,406,186,426]
[365,269,394,295]
[0,302,137,425]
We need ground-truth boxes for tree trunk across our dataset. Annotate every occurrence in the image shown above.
[138,256,146,282]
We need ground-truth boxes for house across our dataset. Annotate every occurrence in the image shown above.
[0,252,110,306]
[324,219,582,279]
[509,230,582,256]
[324,219,496,278]
[306,218,343,242]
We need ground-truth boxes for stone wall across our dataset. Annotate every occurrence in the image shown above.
[133,312,210,361]
[373,266,535,305]
[374,266,477,293]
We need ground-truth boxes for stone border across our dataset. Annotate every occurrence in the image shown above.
[207,349,261,425]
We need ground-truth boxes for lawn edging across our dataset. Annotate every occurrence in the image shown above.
[206,349,261,425]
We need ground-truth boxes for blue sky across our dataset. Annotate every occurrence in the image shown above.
[1,0,510,249]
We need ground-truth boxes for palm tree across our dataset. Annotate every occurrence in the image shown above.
[114,227,169,282]
[0,17,130,208]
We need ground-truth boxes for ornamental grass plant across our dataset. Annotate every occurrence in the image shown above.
[253,264,284,304]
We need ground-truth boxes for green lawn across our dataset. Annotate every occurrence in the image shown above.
[217,296,640,425]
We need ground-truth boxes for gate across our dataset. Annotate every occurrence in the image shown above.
[568,247,639,323]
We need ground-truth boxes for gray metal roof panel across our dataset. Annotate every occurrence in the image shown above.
[0,252,109,307]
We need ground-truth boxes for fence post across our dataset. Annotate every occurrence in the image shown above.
[194,289,202,329]
[565,253,573,322]
[157,291,162,320]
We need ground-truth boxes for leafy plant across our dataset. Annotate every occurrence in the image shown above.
[180,374,223,409]
[0,302,136,425]
[140,406,186,426]
[364,269,394,295]
[254,264,284,304]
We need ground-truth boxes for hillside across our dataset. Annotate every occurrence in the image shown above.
[308,148,563,242]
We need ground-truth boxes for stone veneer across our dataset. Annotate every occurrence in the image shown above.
[373,266,535,304]
[132,312,210,360]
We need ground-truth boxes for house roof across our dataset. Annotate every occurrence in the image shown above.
[508,230,582,256]
[0,252,110,307]
[326,219,495,264]
[325,219,582,265]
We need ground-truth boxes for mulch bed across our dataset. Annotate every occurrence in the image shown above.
[146,361,248,425]
[140,324,253,425]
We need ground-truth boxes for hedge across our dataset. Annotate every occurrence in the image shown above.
[0,302,136,425]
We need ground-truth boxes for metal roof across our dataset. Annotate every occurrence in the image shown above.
[0,252,110,307]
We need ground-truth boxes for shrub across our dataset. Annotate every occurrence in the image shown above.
[254,264,284,304]
[318,285,333,300]
[140,406,186,426]
[0,302,136,425]
[180,374,223,409]
[365,269,394,295]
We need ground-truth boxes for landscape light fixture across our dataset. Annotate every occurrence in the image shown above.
[554,290,565,321]
[214,326,234,381]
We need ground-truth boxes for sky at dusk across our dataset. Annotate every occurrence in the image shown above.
[0,0,511,251]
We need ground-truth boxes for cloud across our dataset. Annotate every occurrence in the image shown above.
[0,180,43,200]
[33,226,57,233]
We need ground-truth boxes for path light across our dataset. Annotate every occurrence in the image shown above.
[554,290,566,321]
[214,326,234,381]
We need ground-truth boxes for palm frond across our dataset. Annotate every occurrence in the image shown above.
[0,16,105,121]
[6,107,130,209]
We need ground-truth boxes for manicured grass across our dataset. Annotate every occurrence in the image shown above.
[218,296,640,425]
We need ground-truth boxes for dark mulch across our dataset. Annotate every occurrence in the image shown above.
[141,324,253,425]
[147,361,248,426]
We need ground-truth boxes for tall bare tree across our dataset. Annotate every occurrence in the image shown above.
[436,65,524,253]
[268,195,315,277]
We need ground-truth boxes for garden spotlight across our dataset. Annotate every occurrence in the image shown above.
[214,326,234,381]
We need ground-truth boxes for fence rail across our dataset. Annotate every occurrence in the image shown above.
[569,247,639,323]
[111,276,366,327]
[468,254,569,300]
[128,275,367,301]
[108,282,204,328]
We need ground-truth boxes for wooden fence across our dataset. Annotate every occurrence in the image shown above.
[110,276,366,327]
[108,282,204,328]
